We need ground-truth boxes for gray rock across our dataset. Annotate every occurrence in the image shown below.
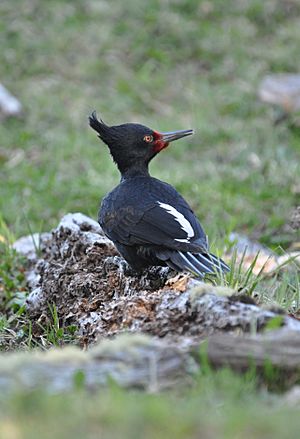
[259,74,300,112]
[55,212,103,235]
[13,233,51,261]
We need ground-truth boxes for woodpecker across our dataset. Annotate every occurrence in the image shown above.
[89,112,229,278]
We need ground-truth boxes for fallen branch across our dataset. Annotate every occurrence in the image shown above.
[207,330,300,370]
[0,330,300,394]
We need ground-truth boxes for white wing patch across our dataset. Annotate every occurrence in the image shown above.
[157,201,194,243]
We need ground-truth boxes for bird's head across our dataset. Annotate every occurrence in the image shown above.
[89,111,194,175]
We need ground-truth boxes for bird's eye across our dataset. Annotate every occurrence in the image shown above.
[143,135,153,143]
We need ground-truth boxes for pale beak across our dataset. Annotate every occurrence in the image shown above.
[160,129,194,143]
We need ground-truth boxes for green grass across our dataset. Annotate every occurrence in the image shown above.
[1,0,299,244]
[1,0,300,435]
[1,369,300,439]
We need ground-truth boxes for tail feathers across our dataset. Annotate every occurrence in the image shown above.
[198,252,230,274]
[156,249,229,279]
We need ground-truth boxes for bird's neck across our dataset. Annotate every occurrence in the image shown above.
[120,161,150,181]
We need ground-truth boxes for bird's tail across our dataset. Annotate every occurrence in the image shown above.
[156,250,230,279]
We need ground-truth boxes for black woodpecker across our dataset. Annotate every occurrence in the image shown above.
[89,112,229,278]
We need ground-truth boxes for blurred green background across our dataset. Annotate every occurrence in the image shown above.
[1,0,299,250]
[1,2,300,437]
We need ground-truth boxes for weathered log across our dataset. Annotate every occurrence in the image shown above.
[0,330,300,394]
[207,330,300,370]
[0,334,196,393]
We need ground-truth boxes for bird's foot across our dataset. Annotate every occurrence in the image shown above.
[103,256,140,277]
[137,266,174,290]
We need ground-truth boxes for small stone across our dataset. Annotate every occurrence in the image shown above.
[259,74,300,113]
[56,212,103,235]
[26,287,45,310]
[0,83,22,118]
[282,386,300,406]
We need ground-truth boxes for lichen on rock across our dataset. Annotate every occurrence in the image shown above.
[12,213,300,349]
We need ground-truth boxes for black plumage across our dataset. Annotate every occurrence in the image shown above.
[89,112,229,278]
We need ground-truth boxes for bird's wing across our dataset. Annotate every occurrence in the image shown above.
[102,201,208,252]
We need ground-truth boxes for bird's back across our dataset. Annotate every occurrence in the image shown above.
[99,176,208,252]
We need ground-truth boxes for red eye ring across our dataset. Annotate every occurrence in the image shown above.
[143,135,153,143]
